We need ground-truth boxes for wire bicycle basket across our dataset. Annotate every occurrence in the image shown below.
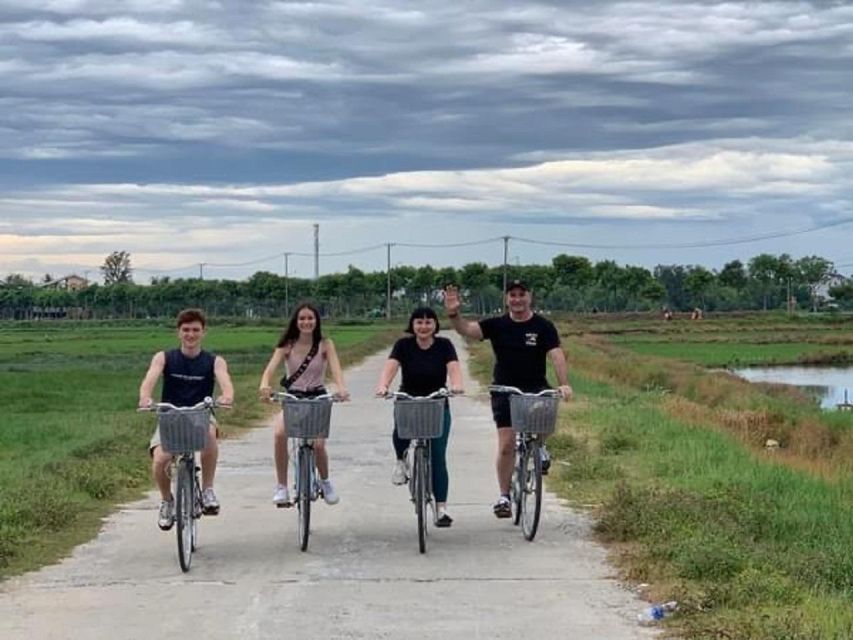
[394,398,445,439]
[509,395,559,434]
[283,397,333,439]
[158,408,211,454]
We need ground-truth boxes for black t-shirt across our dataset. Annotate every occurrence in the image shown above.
[479,314,560,391]
[389,336,458,397]
[161,349,216,406]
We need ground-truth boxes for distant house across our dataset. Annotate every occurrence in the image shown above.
[44,274,89,291]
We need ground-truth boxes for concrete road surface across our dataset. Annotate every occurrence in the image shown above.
[0,336,657,639]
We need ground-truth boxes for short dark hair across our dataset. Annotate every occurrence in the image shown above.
[176,308,206,328]
[404,306,440,335]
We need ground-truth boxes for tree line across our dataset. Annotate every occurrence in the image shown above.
[1,251,850,320]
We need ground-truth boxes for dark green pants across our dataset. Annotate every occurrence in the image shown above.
[393,404,451,503]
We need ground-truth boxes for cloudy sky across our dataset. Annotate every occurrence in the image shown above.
[2,0,853,282]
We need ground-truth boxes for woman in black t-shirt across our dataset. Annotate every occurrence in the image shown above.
[376,307,464,527]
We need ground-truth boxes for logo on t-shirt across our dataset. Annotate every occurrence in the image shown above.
[525,332,538,346]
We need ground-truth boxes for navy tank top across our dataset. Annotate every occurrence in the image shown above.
[161,349,216,406]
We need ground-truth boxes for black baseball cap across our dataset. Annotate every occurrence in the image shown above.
[505,279,529,293]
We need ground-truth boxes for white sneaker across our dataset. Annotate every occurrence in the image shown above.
[273,484,291,507]
[158,499,175,530]
[391,459,408,485]
[321,479,339,505]
[201,488,220,515]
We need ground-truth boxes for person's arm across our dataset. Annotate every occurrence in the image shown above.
[375,358,400,396]
[324,339,350,401]
[547,347,573,402]
[138,351,166,408]
[447,360,464,394]
[443,285,483,340]
[258,347,286,400]
[214,355,234,406]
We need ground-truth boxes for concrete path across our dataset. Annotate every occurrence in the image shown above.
[0,336,656,639]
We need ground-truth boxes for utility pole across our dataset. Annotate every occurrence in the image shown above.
[787,277,793,316]
[283,253,290,318]
[313,223,319,279]
[502,235,510,295]
[199,263,204,280]
[386,243,393,321]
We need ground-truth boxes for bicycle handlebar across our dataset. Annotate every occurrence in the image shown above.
[384,388,450,401]
[488,385,559,397]
[269,391,342,403]
[137,396,232,412]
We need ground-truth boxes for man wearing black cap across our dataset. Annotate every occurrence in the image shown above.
[444,280,572,518]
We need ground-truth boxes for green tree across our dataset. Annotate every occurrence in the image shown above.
[718,260,747,290]
[101,251,133,285]
[552,254,594,289]
[684,266,715,310]
[748,253,779,310]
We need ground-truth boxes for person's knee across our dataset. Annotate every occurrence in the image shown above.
[202,436,218,457]
[497,432,515,456]
[152,449,170,473]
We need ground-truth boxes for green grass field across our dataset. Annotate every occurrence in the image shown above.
[466,312,853,639]
[0,321,395,578]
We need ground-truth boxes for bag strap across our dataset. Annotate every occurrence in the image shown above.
[281,341,320,389]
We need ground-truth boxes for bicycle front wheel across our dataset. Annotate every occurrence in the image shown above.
[520,440,543,541]
[175,458,194,572]
[413,446,428,554]
[191,470,201,552]
[511,444,524,526]
[297,446,313,552]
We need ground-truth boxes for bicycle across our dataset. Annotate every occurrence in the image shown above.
[489,385,559,541]
[270,391,338,552]
[139,397,225,572]
[386,389,449,554]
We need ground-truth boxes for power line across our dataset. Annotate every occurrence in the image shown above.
[511,216,853,250]
[396,236,504,248]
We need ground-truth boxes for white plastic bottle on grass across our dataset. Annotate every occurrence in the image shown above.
[637,601,678,625]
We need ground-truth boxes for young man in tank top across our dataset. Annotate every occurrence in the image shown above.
[138,309,234,531]
[444,280,572,519]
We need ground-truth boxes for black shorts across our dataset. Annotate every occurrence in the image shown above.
[286,386,327,399]
[490,393,512,429]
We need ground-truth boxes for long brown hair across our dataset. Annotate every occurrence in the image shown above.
[276,303,323,348]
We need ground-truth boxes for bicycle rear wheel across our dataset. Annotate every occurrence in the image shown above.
[520,440,543,541]
[413,446,428,554]
[297,446,312,552]
[176,458,194,572]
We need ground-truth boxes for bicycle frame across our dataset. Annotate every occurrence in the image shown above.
[270,391,337,552]
[489,385,558,542]
[386,389,448,554]
[139,397,222,572]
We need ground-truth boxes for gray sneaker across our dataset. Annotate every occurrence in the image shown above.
[391,459,408,485]
[201,488,220,515]
[158,500,175,531]
[321,479,340,505]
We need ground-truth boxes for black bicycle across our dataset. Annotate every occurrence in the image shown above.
[141,397,223,572]
[271,391,338,551]
[489,385,559,541]
[387,389,448,554]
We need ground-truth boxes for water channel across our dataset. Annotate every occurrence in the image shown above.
[732,366,853,409]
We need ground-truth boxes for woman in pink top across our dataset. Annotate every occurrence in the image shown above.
[259,303,350,507]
